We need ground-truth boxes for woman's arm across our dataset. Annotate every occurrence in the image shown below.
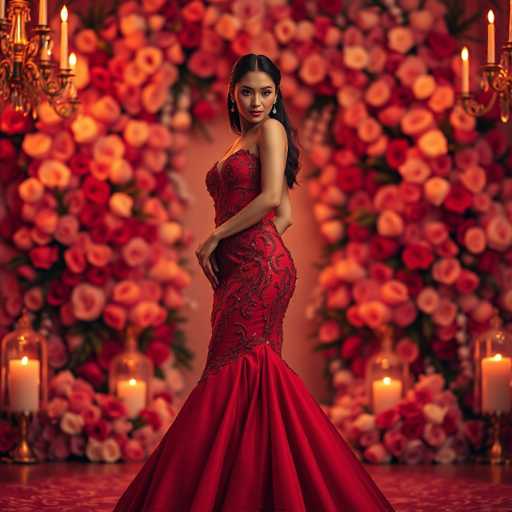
[272,175,293,236]
[212,118,287,241]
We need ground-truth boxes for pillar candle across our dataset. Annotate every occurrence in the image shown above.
[0,0,5,19]
[461,47,469,94]
[38,0,47,25]
[488,10,495,63]
[8,356,40,412]
[482,354,511,413]
[117,378,146,418]
[373,377,402,415]
[60,6,68,69]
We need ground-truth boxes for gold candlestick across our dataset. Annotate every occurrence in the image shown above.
[10,411,36,464]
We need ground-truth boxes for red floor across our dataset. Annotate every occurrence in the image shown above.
[0,461,511,511]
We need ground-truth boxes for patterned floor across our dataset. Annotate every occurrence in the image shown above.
[0,461,511,511]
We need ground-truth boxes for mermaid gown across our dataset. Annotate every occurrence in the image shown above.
[113,149,395,511]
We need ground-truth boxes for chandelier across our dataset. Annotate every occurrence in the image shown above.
[459,9,512,123]
[0,0,79,119]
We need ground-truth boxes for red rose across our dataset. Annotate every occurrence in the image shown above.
[336,166,364,192]
[147,341,171,366]
[350,356,366,378]
[178,22,201,48]
[402,202,427,222]
[386,139,409,169]
[396,270,423,297]
[192,99,216,121]
[62,269,81,287]
[375,408,400,429]
[98,341,123,370]
[464,420,485,448]
[456,269,479,294]
[363,171,380,197]
[369,236,399,260]
[401,412,426,439]
[340,335,362,359]
[90,222,111,244]
[83,176,110,205]
[444,183,473,213]
[347,224,370,242]
[487,162,504,183]
[426,31,457,59]
[151,323,175,343]
[455,219,477,245]
[389,86,413,107]
[431,66,454,84]
[0,105,32,134]
[111,259,132,280]
[0,139,16,160]
[85,419,111,441]
[153,391,173,405]
[90,66,113,92]
[318,0,342,16]
[29,246,59,270]
[140,409,162,431]
[79,204,106,227]
[101,396,127,420]
[88,51,110,68]
[402,244,433,270]
[69,152,91,176]
[442,409,459,436]
[87,266,110,286]
[47,281,71,306]
[486,128,507,157]
[111,223,134,246]
[76,361,104,389]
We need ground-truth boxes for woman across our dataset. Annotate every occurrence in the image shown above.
[113,54,395,512]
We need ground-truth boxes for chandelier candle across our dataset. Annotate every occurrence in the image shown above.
[488,10,495,63]
[60,5,68,69]
[461,47,469,94]
[0,0,4,19]
[38,0,46,25]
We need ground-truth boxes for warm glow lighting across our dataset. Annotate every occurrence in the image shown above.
[129,378,137,385]
[461,46,469,94]
[21,355,28,365]
[461,47,468,61]
[382,376,391,385]
[68,52,76,68]
[494,353,503,361]
[488,9,495,24]
[60,5,68,22]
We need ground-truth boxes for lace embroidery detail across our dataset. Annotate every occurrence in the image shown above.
[199,150,298,384]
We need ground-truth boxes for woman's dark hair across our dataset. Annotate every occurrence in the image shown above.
[227,53,301,189]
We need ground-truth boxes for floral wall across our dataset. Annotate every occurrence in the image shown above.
[0,0,510,463]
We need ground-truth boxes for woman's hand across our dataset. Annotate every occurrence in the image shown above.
[195,233,220,289]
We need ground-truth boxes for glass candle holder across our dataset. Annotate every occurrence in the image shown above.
[365,325,409,415]
[109,326,153,418]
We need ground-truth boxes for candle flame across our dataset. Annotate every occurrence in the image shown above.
[382,376,391,384]
[61,5,68,22]
[21,355,28,365]
[488,9,495,24]
[68,52,77,67]
[129,378,137,385]
[461,47,469,61]
[493,353,503,361]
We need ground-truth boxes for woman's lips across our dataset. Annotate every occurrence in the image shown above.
[250,110,263,116]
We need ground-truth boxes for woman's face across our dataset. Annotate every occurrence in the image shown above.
[232,70,277,127]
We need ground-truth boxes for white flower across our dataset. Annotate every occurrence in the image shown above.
[85,439,103,462]
[353,413,376,432]
[423,403,447,424]
[60,412,84,435]
[101,438,121,463]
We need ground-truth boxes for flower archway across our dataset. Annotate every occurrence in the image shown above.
[0,0,509,463]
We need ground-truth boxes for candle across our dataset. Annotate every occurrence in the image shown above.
[372,376,402,414]
[60,5,68,69]
[509,0,512,42]
[461,47,469,94]
[8,356,40,412]
[0,0,4,19]
[482,354,511,413]
[68,52,77,73]
[38,0,47,25]
[488,10,495,63]
[117,378,146,418]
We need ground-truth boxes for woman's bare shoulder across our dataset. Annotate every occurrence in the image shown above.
[256,118,288,153]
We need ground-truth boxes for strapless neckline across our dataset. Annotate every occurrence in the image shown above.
[215,148,258,176]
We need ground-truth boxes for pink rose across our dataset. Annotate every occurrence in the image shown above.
[64,246,86,273]
[400,439,426,464]
[71,284,106,321]
[423,423,446,448]
[81,405,102,426]
[364,443,391,464]
[423,221,448,245]
[459,166,486,193]
[49,434,70,461]
[319,319,341,343]
[377,210,404,237]
[68,389,93,414]
[60,411,84,435]
[392,300,417,327]
[70,436,86,457]
[47,397,69,419]
[24,287,44,311]
[432,298,457,327]
[123,439,145,462]
[486,216,512,251]
[55,215,79,245]
[471,301,495,323]
[383,430,407,457]
[432,257,461,285]
[19,177,44,203]
[326,286,351,309]
[416,287,439,314]
[358,301,391,328]
[122,237,150,266]
[103,304,127,331]
[396,337,419,363]
[353,279,380,303]
[380,280,409,305]
[373,185,403,212]
[130,301,165,327]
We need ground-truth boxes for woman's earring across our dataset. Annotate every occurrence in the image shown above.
[230,98,235,112]
[272,103,277,114]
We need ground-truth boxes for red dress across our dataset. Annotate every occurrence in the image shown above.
[113,149,395,512]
